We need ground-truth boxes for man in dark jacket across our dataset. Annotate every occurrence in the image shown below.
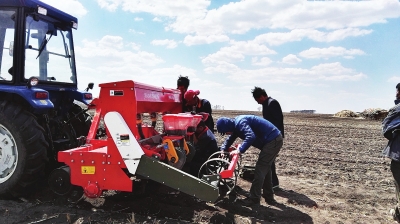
[382,83,400,223]
[217,115,283,206]
[189,119,219,177]
[184,90,215,133]
[252,86,284,190]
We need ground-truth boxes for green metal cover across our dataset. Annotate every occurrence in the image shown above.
[136,155,219,203]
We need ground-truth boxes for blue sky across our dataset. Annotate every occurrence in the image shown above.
[42,0,400,114]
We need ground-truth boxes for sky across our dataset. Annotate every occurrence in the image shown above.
[41,0,400,114]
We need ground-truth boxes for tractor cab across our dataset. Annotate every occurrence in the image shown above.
[0,0,91,111]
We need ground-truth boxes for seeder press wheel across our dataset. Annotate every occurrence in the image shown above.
[198,151,240,195]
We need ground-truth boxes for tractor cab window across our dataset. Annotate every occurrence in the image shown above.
[0,9,15,82]
[25,15,76,84]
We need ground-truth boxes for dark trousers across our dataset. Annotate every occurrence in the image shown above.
[249,135,283,200]
[391,160,400,209]
[271,161,279,187]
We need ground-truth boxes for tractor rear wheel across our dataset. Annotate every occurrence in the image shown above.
[0,101,48,197]
[68,103,92,138]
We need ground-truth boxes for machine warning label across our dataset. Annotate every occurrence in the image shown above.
[120,134,130,146]
[81,166,95,174]
[110,90,124,96]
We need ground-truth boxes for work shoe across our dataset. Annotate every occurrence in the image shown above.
[239,197,260,207]
[273,185,282,192]
[235,186,250,197]
[263,194,278,205]
[390,207,400,223]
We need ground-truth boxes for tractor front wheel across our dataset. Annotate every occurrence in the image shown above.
[0,102,48,197]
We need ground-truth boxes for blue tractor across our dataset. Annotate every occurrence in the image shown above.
[0,0,93,197]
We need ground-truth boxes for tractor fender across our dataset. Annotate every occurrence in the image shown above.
[0,86,53,111]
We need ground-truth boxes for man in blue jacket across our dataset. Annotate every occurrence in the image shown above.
[382,83,400,223]
[217,115,283,206]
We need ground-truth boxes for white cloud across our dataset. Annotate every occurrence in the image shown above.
[151,39,178,49]
[74,36,198,96]
[205,62,366,84]
[153,17,162,22]
[299,46,366,59]
[97,0,210,20]
[98,35,124,49]
[278,0,400,30]
[183,35,230,46]
[204,61,240,74]
[252,57,273,66]
[41,0,87,17]
[76,35,164,67]
[129,29,145,35]
[173,0,398,35]
[317,28,373,42]
[128,42,141,51]
[134,17,143,21]
[95,0,400,45]
[96,0,123,12]
[254,28,373,46]
[150,65,197,79]
[310,62,367,81]
[343,56,354,59]
[388,76,400,83]
[296,82,314,87]
[282,54,302,64]
[202,40,276,65]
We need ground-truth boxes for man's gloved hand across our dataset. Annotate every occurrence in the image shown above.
[230,149,241,155]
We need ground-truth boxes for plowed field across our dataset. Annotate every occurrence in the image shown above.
[0,111,396,224]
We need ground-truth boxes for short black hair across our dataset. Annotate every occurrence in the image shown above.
[251,86,267,99]
[197,120,206,128]
[177,75,190,89]
[396,83,400,90]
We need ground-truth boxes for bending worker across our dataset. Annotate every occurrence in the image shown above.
[216,115,283,206]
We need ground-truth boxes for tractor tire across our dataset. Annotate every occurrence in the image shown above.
[0,101,48,198]
[68,103,92,138]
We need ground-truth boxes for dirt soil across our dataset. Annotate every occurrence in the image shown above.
[0,111,397,224]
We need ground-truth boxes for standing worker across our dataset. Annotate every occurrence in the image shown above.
[252,86,284,190]
[217,115,283,206]
[382,83,400,223]
[177,75,190,112]
[184,90,215,133]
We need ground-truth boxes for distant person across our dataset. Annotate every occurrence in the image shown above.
[217,115,283,206]
[189,114,219,177]
[396,83,400,105]
[184,90,215,133]
[382,83,400,223]
[177,75,190,112]
[252,86,284,191]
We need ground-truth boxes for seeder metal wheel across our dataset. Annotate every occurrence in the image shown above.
[168,146,186,169]
[198,151,240,195]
